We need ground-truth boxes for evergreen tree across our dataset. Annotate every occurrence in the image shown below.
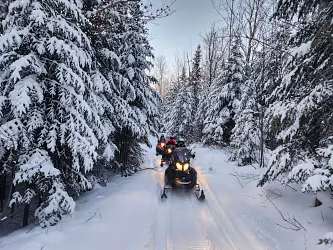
[262,24,290,151]
[165,67,193,138]
[258,0,333,190]
[202,36,244,146]
[163,76,181,136]
[165,47,202,142]
[229,68,260,166]
[189,45,202,108]
[230,25,289,166]
[105,0,159,175]
[0,0,102,226]
[0,0,160,227]
[82,0,125,179]
[84,0,159,176]
[196,84,212,141]
[190,45,203,142]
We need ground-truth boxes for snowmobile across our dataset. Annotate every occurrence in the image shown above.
[161,147,205,200]
[160,143,176,167]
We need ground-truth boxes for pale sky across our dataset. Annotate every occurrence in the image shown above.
[148,0,222,74]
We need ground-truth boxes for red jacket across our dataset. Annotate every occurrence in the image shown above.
[165,138,177,145]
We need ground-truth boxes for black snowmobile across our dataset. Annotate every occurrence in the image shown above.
[161,147,205,200]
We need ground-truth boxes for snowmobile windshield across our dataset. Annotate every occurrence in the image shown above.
[173,148,192,163]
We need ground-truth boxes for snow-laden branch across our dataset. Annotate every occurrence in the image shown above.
[90,0,177,21]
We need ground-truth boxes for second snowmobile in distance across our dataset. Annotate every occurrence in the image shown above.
[160,136,177,167]
[161,147,205,200]
[160,143,176,166]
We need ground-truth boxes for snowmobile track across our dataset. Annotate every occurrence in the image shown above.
[188,189,235,250]
[195,167,269,250]
[152,167,173,250]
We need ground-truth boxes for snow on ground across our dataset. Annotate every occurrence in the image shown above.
[1,141,333,250]
[192,146,333,250]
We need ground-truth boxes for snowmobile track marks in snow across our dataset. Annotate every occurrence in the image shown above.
[168,189,209,250]
[188,189,234,250]
[149,163,174,250]
[195,166,269,250]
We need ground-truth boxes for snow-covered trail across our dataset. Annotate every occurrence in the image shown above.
[0,142,330,250]
[149,149,269,250]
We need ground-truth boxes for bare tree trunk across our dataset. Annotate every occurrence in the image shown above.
[201,24,227,87]
[186,53,191,77]
[258,40,266,168]
[154,55,167,97]
[9,166,15,218]
[23,202,29,227]
[0,173,5,213]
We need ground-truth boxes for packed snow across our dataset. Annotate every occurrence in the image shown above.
[1,140,333,250]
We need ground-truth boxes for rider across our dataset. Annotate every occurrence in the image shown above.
[156,134,166,156]
[165,136,177,146]
[176,136,186,147]
[162,136,177,178]
[161,136,177,163]
[158,134,166,143]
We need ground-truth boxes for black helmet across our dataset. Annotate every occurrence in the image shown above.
[170,136,175,140]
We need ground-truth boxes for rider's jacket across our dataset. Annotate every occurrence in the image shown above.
[165,138,177,145]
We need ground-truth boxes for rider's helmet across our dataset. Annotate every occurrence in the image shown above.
[177,136,186,147]
[169,136,176,140]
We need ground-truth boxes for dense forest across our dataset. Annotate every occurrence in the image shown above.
[162,0,333,225]
[0,0,332,243]
[0,0,165,228]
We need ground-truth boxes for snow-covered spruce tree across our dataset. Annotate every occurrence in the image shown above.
[196,83,212,142]
[229,65,260,166]
[164,78,180,136]
[202,36,244,146]
[197,28,225,143]
[165,67,194,138]
[10,150,75,227]
[189,45,203,142]
[258,0,333,191]
[0,0,105,226]
[230,25,289,166]
[106,0,159,175]
[165,46,202,142]
[82,0,129,179]
[262,23,290,151]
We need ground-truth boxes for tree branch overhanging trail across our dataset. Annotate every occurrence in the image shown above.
[90,0,177,21]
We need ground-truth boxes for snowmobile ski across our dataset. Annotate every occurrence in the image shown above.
[161,191,167,199]
[161,185,171,199]
[193,183,205,200]
[196,190,205,200]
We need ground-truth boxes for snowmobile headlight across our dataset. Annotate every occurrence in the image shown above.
[183,163,189,171]
[167,148,172,153]
[176,162,183,171]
